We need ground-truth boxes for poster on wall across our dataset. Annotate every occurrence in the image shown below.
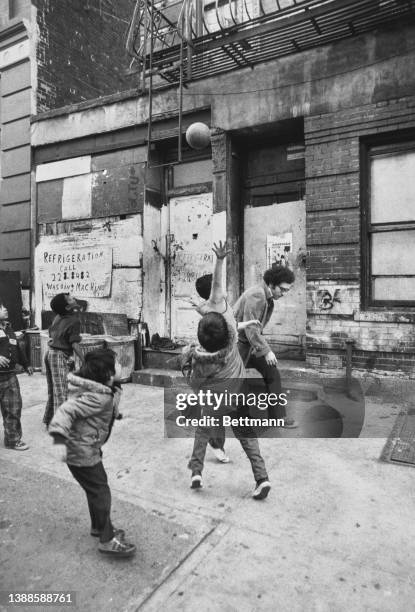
[39,245,113,299]
[266,232,293,268]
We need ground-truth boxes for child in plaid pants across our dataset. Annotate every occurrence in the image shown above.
[0,305,33,450]
[43,293,83,427]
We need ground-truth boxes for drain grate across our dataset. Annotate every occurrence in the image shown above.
[390,414,415,465]
[381,410,415,468]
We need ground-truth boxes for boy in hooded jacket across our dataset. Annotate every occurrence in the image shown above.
[49,348,136,558]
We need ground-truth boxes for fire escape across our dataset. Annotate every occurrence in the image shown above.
[126,0,415,162]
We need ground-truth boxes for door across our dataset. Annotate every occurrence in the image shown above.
[168,193,225,342]
[244,200,306,358]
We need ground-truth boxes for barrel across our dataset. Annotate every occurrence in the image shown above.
[104,335,135,382]
[74,335,106,370]
[25,330,41,370]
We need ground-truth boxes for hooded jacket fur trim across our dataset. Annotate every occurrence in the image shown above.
[49,373,119,467]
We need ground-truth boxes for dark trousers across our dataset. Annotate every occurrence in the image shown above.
[68,462,115,543]
[208,428,226,450]
[238,343,286,420]
[0,373,23,447]
[188,404,268,482]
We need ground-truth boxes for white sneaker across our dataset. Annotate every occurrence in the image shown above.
[209,446,230,463]
[252,480,271,500]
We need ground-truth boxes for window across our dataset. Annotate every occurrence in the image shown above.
[362,133,415,307]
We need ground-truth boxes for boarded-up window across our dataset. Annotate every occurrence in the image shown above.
[366,140,415,305]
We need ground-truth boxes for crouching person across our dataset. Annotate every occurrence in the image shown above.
[48,348,136,558]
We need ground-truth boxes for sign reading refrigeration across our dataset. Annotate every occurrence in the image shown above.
[40,246,113,298]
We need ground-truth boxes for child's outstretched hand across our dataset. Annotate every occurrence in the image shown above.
[212,240,232,260]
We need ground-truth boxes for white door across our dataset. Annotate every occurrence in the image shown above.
[168,193,225,342]
[244,200,306,358]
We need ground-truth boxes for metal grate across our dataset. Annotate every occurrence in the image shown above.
[134,0,415,84]
[390,413,415,465]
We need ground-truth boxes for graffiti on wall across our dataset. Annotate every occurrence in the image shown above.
[39,246,113,299]
[319,289,341,311]
[307,285,358,316]
[171,251,214,296]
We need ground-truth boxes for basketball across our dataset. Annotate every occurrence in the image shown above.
[185,122,211,150]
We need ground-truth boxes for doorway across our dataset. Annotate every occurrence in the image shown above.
[168,193,225,342]
[241,141,306,359]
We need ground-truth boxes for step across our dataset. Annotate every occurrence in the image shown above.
[142,347,182,371]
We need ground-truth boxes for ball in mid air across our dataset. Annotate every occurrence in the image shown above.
[185,122,211,150]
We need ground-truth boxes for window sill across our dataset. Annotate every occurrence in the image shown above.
[354,310,415,324]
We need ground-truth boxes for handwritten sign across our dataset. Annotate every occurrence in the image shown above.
[171,251,213,296]
[39,246,113,299]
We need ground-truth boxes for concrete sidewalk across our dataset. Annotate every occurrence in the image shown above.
[1,373,414,611]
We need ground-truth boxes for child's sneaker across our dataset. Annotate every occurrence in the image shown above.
[6,440,29,451]
[209,446,230,463]
[98,536,136,558]
[190,472,203,489]
[252,479,271,500]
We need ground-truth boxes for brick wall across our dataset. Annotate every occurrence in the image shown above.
[305,96,415,375]
[33,0,135,112]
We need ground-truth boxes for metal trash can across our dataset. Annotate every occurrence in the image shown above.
[104,335,135,382]
[25,330,41,370]
[74,335,106,370]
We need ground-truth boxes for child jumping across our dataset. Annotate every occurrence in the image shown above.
[48,348,136,558]
[189,247,261,463]
[182,242,271,500]
[43,293,84,427]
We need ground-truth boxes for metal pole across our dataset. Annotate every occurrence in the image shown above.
[345,339,354,399]
[178,36,184,162]
[146,0,154,164]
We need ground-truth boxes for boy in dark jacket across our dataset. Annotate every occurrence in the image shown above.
[0,305,33,450]
[43,293,83,427]
[49,348,136,558]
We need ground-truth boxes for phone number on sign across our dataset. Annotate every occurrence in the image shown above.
[0,592,76,606]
